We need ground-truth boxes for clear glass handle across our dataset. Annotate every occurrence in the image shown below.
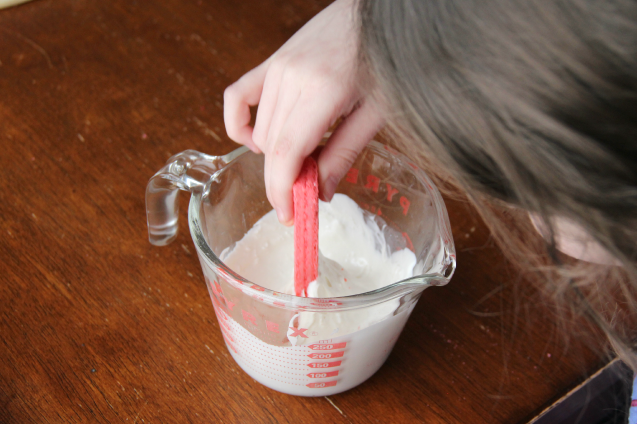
[145,148,246,246]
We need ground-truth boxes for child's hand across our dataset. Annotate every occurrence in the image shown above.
[224,0,384,225]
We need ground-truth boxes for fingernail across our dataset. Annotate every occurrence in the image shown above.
[322,176,338,202]
[276,208,293,226]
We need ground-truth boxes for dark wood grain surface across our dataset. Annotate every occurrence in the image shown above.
[0,0,607,422]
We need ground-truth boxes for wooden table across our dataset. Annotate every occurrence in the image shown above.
[0,0,610,422]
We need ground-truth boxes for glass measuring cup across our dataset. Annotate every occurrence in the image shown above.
[146,139,456,396]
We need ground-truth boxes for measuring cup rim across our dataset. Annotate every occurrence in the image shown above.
[187,141,456,312]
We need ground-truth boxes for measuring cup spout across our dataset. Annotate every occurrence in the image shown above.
[145,148,248,246]
[402,240,456,289]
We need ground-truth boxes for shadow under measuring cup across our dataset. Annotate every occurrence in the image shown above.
[145,140,456,396]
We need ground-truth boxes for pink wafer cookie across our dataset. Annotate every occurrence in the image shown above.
[293,157,319,297]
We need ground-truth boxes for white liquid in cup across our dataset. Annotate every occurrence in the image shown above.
[212,194,419,396]
[213,301,416,396]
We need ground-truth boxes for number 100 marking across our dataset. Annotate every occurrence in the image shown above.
[307,371,339,379]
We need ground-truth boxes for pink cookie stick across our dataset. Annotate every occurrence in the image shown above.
[293,157,319,297]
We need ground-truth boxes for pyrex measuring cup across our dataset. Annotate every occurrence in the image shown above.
[146,140,456,396]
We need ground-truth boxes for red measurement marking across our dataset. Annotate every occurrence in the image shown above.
[308,342,347,350]
[307,361,341,369]
[241,310,256,325]
[212,303,229,319]
[345,167,359,184]
[400,196,410,215]
[289,327,308,338]
[307,371,339,379]
[219,319,231,333]
[250,285,265,292]
[306,381,337,388]
[225,300,235,310]
[308,351,344,359]
[223,331,234,343]
[273,301,286,307]
[365,175,380,192]
[266,321,279,333]
[386,183,399,201]
[214,306,228,320]
[217,313,227,326]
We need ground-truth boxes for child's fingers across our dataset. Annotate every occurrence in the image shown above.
[265,96,335,225]
[263,77,301,159]
[252,58,287,151]
[318,101,385,201]
[223,60,270,153]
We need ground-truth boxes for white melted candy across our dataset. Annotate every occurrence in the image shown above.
[221,193,416,339]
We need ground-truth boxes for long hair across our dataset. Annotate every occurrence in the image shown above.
[358,0,637,370]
